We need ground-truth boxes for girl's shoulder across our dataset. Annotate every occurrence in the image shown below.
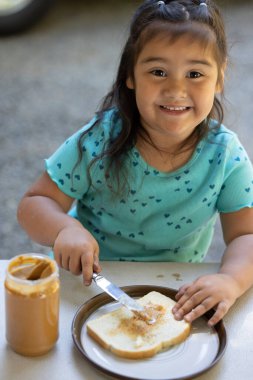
[94,107,122,137]
[79,108,122,141]
[204,120,250,166]
[207,120,243,150]
[208,120,237,141]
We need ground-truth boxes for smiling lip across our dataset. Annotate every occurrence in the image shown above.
[160,105,191,111]
[160,105,191,115]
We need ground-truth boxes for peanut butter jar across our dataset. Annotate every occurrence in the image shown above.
[5,253,60,356]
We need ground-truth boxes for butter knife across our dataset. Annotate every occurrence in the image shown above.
[92,273,144,312]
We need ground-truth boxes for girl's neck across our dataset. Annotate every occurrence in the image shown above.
[136,133,196,173]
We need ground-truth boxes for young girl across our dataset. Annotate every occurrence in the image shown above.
[17,0,253,327]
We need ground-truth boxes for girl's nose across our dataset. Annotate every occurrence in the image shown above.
[162,78,187,99]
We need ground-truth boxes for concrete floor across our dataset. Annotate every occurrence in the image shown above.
[0,0,252,261]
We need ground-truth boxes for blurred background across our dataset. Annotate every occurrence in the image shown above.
[0,0,252,260]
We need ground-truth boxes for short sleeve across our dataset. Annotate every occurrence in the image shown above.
[45,116,98,199]
[216,135,253,213]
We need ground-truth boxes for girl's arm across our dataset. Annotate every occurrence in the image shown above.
[172,207,253,325]
[18,171,78,244]
[17,172,101,284]
[219,208,253,294]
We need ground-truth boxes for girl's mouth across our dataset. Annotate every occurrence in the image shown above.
[159,105,191,116]
[160,105,191,111]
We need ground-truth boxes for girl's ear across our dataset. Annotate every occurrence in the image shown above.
[215,61,227,94]
[126,76,134,90]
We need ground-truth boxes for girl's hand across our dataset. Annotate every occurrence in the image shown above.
[172,274,241,326]
[53,225,101,285]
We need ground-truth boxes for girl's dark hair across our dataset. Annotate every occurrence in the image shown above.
[78,0,227,194]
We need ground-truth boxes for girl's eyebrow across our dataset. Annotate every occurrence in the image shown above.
[140,57,213,67]
[187,59,213,67]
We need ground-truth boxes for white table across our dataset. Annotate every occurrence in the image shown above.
[1,260,253,379]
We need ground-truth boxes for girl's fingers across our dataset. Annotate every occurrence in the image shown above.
[175,283,203,302]
[69,255,82,275]
[173,290,208,319]
[61,253,70,271]
[81,252,94,285]
[174,283,206,310]
[174,297,230,325]
[178,296,214,323]
[207,301,229,326]
[93,252,101,273]
[54,251,61,268]
[174,283,191,300]
[53,245,61,268]
[173,275,236,325]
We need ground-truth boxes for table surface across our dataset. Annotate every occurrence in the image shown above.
[1,260,253,380]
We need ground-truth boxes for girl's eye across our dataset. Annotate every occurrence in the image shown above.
[188,71,202,79]
[151,69,167,77]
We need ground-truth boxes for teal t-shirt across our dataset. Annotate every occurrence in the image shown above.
[45,109,253,263]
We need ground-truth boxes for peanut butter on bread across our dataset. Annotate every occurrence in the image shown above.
[86,291,191,359]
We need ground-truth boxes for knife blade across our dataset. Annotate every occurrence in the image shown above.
[92,273,144,312]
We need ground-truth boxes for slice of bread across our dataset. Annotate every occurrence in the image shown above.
[86,291,191,359]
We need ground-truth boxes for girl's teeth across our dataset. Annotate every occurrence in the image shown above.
[162,106,187,111]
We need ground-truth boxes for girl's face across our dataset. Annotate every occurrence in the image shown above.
[126,33,224,148]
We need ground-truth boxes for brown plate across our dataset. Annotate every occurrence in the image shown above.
[72,285,227,380]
